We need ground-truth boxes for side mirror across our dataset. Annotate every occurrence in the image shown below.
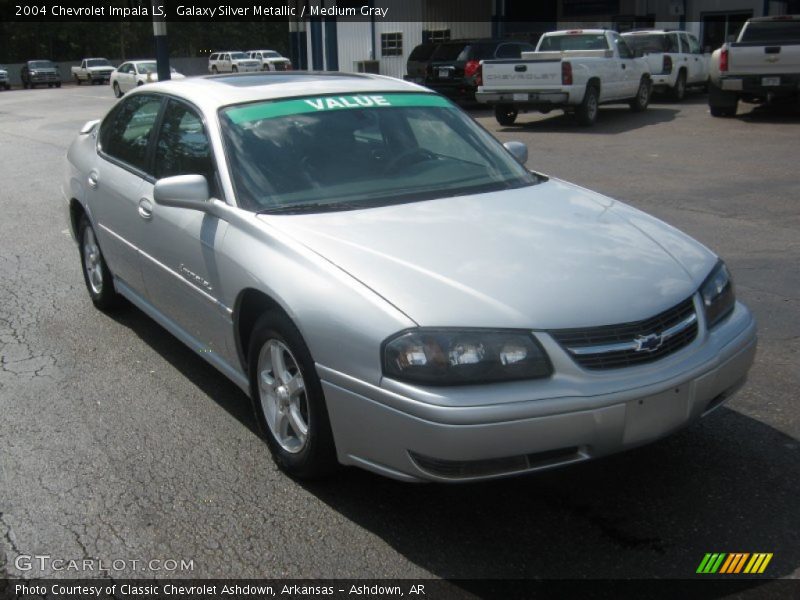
[153,174,211,211]
[503,141,528,166]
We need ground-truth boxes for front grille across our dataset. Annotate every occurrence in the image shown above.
[550,296,698,370]
[409,447,583,479]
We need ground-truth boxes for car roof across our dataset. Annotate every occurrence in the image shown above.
[137,72,430,112]
[545,29,609,35]
[622,29,684,35]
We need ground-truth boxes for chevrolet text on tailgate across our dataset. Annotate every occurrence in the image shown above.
[477,29,652,126]
[709,15,800,117]
[64,73,756,482]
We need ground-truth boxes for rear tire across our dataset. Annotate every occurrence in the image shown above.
[248,312,338,479]
[670,71,686,101]
[576,84,599,126]
[494,104,518,126]
[629,77,651,112]
[708,83,738,117]
[78,216,119,311]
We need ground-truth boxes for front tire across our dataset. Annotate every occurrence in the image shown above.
[78,216,119,310]
[670,71,686,101]
[113,82,122,97]
[494,104,518,126]
[232,66,239,73]
[248,312,338,479]
[629,77,651,112]
[74,75,81,85]
[576,84,599,126]
[55,81,61,88]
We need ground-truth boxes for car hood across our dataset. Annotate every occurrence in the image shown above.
[258,179,717,329]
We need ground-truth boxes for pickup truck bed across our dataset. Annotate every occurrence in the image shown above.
[477,30,651,126]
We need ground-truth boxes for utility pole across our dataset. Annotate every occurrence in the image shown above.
[152,1,170,81]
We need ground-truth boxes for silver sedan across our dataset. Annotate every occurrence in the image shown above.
[63,73,756,482]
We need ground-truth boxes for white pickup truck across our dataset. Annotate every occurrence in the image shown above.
[477,29,652,126]
[708,15,800,117]
[71,58,115,85]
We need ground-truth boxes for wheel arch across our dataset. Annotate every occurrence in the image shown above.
[233,287,294,374]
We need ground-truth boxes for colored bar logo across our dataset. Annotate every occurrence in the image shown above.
[696,553,773,574]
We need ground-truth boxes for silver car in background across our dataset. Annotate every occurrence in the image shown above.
[63,73,756,482]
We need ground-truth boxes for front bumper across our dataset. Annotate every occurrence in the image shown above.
[321,301,757,482]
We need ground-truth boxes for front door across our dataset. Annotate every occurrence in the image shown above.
[137,98,233,362]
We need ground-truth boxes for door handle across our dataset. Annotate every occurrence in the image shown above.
[138,198,154,220]
[87,171,99,189]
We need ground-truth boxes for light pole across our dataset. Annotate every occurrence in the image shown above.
[152,1,170,81]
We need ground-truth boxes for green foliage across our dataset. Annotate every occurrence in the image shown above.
[0,21,289,62]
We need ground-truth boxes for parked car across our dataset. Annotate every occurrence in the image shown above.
[110,61,185,97]
[64,73,756,482]
[708,15,800,117]
[21,60,60,89]
[477,29,652,126]
[623,30,709,100]
[425,39,535,101]
[208,52,261,74]
[405,42,439,84]
[72,58,116,85]
[0,66,10,90]
[247,49,293,71]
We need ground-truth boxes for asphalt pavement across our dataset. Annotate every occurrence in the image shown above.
[0,84,798,584]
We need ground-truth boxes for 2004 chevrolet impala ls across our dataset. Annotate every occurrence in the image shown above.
[64,73,756,482]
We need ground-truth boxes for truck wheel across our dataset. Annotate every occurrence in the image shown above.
[248,312,338,479]
[671,71,686,101]
[708,83,738,118]
[212,66,218,74]
[629,78,651,112]
[576,84,599,126]
[55,82,61,88]
[232,66,239,73]
[74,75,81,85]
[494,105,518,126]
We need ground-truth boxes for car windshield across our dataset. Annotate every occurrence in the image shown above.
[539,34,609,51]
[231,52,249,60]
[137,62,157,73]
[30,61,55,69]
[220,93,538,213]
[624,34,674,53]
[740,20,800,43]
[87,59,111,67]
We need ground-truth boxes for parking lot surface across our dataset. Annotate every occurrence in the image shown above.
[0,84,798,583]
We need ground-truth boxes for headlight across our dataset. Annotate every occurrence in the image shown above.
[700,261,735,329]
[383,329,552,385]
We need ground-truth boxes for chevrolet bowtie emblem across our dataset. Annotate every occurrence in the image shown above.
[634,333,663,352]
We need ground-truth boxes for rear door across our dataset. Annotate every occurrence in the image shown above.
[90,94,164,294]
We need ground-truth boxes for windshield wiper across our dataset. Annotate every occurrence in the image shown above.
[256,202,364,215]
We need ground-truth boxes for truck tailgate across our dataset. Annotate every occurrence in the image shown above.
[481,59,561,90]
[729,44,800,75]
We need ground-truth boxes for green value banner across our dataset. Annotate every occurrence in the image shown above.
[226,93,452,124]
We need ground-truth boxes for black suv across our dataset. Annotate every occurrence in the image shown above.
[405,42,439,84]
[424,40,534,101]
